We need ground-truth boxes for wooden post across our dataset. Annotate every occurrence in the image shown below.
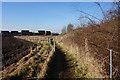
[48,37,49,43]
[35,44,38,74]
[30,46,32,53]
[54,37,55,51]
[85,38,89,64]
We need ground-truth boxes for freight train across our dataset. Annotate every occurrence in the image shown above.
[1,30,59,36]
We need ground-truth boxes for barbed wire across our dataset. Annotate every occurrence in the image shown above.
[94,51,120,73]
[87,39,120,73]
[88,39,120,55]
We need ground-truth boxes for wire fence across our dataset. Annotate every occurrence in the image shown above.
[14,36,55,78]
[86,38,120,78]
[2,36,56,79]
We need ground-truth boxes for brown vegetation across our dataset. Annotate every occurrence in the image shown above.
[57,18,120,78]
[2,36,54,79]
[2,36,35,69]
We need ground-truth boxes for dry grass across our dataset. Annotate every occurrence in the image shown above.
[2,36,35,69]
[56,44,89,78]
[2,36,55,79]
[56,18,120,78]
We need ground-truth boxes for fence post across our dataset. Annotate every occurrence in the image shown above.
[85,38,89,53]
[54,37,55,51]
[35,44,38,74]
[30,46,32,53]
[110,49,112,79]
[48,37,50,54]
[85,38,89,64]
[48,37,49,43]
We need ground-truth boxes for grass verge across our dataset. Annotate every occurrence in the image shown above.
[45,43,89,78]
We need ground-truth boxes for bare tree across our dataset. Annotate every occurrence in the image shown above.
[67,24,74,33]
[105,2,119,21]
[77,9,102,27]
[77,9,101,22]
[78,14,87,27]
[95,2,107,21]
[61,26,67,34]
[78,16,96,27]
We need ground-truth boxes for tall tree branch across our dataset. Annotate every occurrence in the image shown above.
[77,9,101,21]
[95,2,107,21]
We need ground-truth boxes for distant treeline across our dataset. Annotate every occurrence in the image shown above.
[1,30,59,36]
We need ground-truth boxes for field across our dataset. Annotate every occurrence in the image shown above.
[2,35,90,79]
[2,20,120,79]
[1,18,120,79]
[2,36,55,79]
[2,36,35,70]
[2,1,120,79]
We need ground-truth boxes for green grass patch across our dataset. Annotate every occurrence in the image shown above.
[56,43,89,78]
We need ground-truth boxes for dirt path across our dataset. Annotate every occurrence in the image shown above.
[45,46,68,78]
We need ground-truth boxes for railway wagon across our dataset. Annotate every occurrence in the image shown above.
[11,31,19,35]
[46,31,51,36]
[29,32,33,35]
[21,30,30,35]
[38,30,45,35]
[1,31,9,35]
[52,33,59,36]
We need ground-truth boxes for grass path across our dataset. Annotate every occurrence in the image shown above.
[45,43,89,78]
[45,46,68,78]
[45,44,75,78]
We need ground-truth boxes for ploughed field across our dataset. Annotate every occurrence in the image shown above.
[2,36,35,69]
[2,36,54,79]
